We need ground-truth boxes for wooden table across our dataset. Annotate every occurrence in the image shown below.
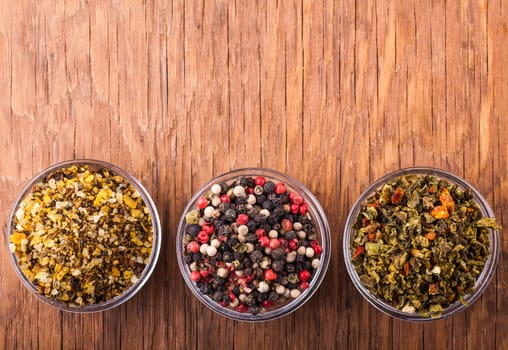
[1,1,507,349]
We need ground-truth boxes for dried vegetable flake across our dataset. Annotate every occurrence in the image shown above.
[10,164,153,307]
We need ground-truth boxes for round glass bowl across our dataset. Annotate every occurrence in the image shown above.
[177,168,331,322]
[5,159,161,313]
[343,167,500,322]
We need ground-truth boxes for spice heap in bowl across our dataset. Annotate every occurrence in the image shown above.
[343,167,501,321]
[177,168,330,321]
[6,160,161,312]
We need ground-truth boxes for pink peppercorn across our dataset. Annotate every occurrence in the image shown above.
[299,203,308,215]
[299,269,311,282]
[274,182,287,194]
[268,238,281,250]
[236,214,249,225]
[264,269,277,281]
[202,223,214,235]
[254,176,266,186]
[290,192,304,204]
[300,281,309,290]
[310,240,323,255]
[259,236,270,247]
[197,231,209,243]
[190,271,201,281]
[186,241,200,253]
[197,196,209,209]
[255,228,266,238]
[220,194,231,203]
[281,219,293,231]
[290,203,300,214]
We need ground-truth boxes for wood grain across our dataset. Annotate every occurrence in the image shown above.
[1,1,507,349]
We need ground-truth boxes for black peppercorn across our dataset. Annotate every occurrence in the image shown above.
[257,292,269,302]
[263,181,275,194]
[270,247,286,260]
[262,200,274,210]
[249,250,263,263]
[245,294,256,306]
[285,230,296,240]
[268,291,279,302]
[256,194,267,204]
[286,264,296,273]
[249,306,260,315]
[187,224,201,237]
[272,259,285,272]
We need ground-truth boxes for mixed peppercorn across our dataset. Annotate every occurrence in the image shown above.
[350,173,501,317]
[9,164,153,307]
[182,175,323,315]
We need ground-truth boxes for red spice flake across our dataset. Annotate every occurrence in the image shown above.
[391,187,404,205]
[352,245,365,259]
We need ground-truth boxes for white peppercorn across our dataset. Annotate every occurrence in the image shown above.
[257,281,270,293]
[290,289,301,298]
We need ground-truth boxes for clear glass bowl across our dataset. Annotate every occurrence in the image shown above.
[176,168,331,322]
[5,159,161,313]
[343,167,500,322]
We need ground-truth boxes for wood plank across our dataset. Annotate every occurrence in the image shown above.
[0,0,507,348]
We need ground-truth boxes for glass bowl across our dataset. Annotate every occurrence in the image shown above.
[343,167,500,322]
[5,159,161,313]
[176,168,331,322]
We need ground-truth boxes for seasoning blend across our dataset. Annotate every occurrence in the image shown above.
[177,168,331,322]
[6,160,161,312]
[344,167,501,321]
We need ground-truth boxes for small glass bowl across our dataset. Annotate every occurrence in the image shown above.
[176,168,331,322]
[5,159,161,313]
[343,167,500,322]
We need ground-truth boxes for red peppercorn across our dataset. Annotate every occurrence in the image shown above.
[220,194,231,203]
[259,236,270,247]
[291,192,304,205]
[236,214,249,225]
[298,203,308,215]
[255,228,266,238]
[300,281,309,290]
[199,269,210,278]
[235,303,248,313]
[309,240,323,255]
[186,241,200,253]
[278,238,288,248]
[197,231,209,243]
[290,203,300,214]
[299,269,311,282]
[281,219,293,231]
[190,271,201,281]
[229,289,236,301]
[264,269,277,281]
[274,182,287,194]
[288,239,298,250]
[202,223,214,235]
[268,238,281,250]
[247,187,254,194]
[197,196,209,209]
[254,176,266,186]
[261,300,274,307]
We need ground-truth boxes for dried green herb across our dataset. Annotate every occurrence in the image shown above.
[350,174,501,317]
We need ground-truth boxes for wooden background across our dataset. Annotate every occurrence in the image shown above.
[1,1,507,349]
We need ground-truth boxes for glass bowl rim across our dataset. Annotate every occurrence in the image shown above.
[5,158,162,313]
[176,167,331,322]
[342,166,500,322]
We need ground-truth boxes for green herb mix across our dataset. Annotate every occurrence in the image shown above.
[350,174,501,317]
